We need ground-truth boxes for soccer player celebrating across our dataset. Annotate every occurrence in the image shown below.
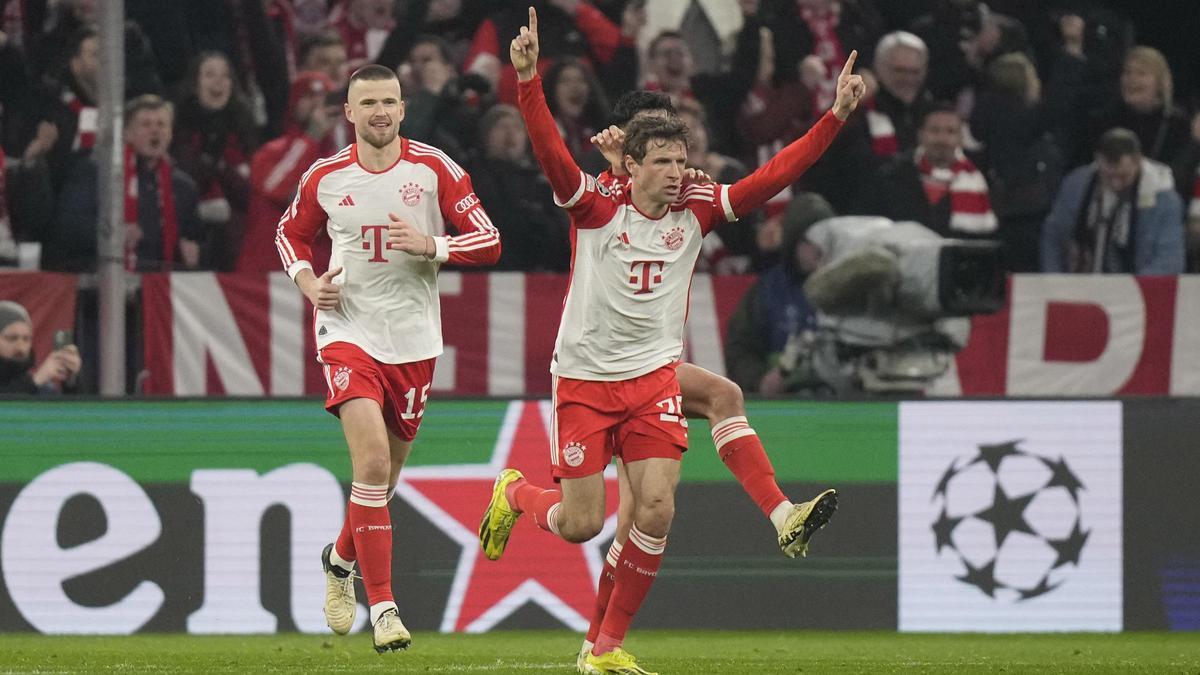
[276,64,500,652]
[480,8,863,673]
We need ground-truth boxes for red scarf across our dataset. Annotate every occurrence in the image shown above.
[798,1,845,116]
[63,90,97,152]
[915,147,997,234]
[864,98,898,158]
[124,145,179,270]
[1190,169,1200,224]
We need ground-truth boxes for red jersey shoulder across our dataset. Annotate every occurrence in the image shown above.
[406,139,467,182]
[299,146,354,192]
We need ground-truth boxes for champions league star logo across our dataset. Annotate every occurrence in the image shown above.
[930,441,1089,601]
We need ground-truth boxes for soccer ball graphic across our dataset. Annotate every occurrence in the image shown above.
[930,441,1090,601]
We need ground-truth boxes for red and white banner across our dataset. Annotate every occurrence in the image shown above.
[0,272,78,363]
[141,272,755,396]
[942,275,1200,396]
[142,273,1200,397]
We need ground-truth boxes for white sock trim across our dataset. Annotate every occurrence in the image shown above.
[351,482,389,507]
[711,416,756,451]
[769,500,795,533]
[330,546,356,571]
[605,541,623,567]
[546,502,562,536]
[369,601,397,625]
[628,525,666,555]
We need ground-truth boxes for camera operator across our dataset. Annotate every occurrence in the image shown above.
[0,301,80,395]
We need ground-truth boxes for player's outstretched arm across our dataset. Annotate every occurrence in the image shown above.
[726,50,865,217]
[512,6,588,206]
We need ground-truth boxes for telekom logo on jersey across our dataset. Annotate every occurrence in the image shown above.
[629,260,665,295]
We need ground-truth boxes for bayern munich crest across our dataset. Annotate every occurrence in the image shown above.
[400,182,422,207]
[333,366,352,391]
[562,442,586,468]
[661,226,684,251]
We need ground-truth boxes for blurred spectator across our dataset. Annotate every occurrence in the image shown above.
[54,95,204,272]
[0,141,10,263]
[762,0,885,117]
[299,30,350,87]
[376,0,485,71]
[469,104,570,271]
[645,25,760,155]
[330,0,397,74]
[465,1,625,106]
[869,103,998,239]
[725,193,834,396]
[237,72,338,274]
[1082,46,1190,167]
[908,0,983,102]
[971,52,1065,272]
[677,99,756,270]
[399,34,488,162]
[2,120,57,253]
[544,57,609,163]
[1174,113,1200,272]
[39,28,98,174]
[28,0,162,97]
[291,0,331,35]
[1042,127,1184,274]
[172,52,257,270]
[0,301,80,394]
[638,0,746,76]
[862,31,931,159]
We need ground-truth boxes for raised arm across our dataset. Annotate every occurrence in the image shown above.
[512,6,586,205]
[728,51,865,217]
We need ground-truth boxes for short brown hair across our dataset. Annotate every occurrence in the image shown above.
[622,115,689,163]
[348,64,399,88]
[124,94,173,125]
[1096,127,1141,162]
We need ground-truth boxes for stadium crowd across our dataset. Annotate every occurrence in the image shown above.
[0,0,1198,393]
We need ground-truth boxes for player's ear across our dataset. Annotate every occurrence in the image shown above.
[344,102,353,124]
[396,99,406,125]
[623,154,637,178]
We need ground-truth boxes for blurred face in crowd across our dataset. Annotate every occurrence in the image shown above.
[1121,59,1161,111]
[350,0,392,29]
[627,139,687,206]
[346,76,404,149]
[127,107,173,160]
[0,321,33,362]
[484,110,527,163]
[877,45,927,104]
[552,64,590,120]
[70,35,100,89]
[917,111,963,167]
[1096,154,1140,193]
[197,55,234,111]
[649,36,693,88]
[304,44,349,86]
[409,41,450,86]
[426,0,461,22]
[795,239,823,276]
[678,110,707,167]
[293,83,330,126]
[71,0,99,24]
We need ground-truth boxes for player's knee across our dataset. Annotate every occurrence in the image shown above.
[635,496,675,536]
[354,456,391,484]
[709,377,746,420]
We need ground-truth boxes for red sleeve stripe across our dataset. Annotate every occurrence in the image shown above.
[408,141,465,180]
[449,239,498,253]
[467,209,498,232]
[449,231,495,248]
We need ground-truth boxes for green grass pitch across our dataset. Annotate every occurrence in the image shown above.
[1,631,1199,673]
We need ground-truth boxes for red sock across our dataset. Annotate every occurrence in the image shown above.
[349,482,393,606]
[713,416,789,518]
[594,526,664,655]
[335,486,394,562]
[506,478,563,535]
[585,541,622,644]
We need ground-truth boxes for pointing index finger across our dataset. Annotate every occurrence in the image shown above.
[840,50,858,79]
[528,6,538,36]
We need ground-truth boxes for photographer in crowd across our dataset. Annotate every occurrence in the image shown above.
[0,300,80,395]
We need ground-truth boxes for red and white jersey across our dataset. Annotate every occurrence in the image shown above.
[275,140,500,364]
[517,74,844,381]
[554,173,734,380]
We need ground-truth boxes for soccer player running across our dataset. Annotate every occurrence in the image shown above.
[276,64,500,652]
[480,7,863,673]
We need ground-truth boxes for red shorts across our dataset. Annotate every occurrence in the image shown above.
[318,341,435,442]
[551,364,688,480]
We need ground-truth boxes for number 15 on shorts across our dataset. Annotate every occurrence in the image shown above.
[401,384,430,420]
[657,395,688,427]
